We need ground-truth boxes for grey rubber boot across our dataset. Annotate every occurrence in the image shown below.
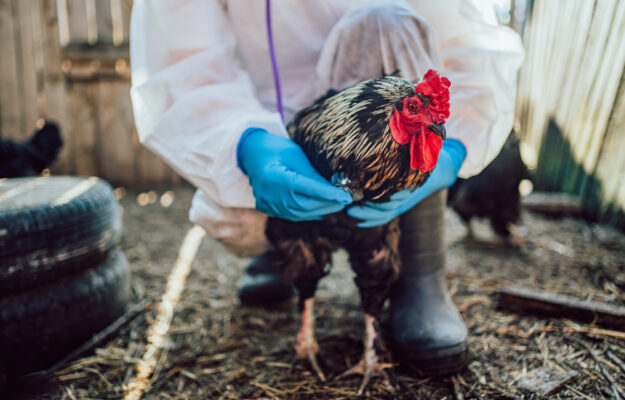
[390,190,468,375]
[237,252,294,306]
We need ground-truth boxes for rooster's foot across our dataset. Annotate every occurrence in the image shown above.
[335,314,395,395]
[335,357,394,395]
[292,298,326,381]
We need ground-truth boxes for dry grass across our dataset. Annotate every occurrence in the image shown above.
[7,186,625,399]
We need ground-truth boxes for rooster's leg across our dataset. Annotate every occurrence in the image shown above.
[293,297,325,381]
[336,313,393,395]
[265,217,337,382]
[341,219,402,394]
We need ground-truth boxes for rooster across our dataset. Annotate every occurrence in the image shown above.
[0,122,63,178]
[265,70,450,393]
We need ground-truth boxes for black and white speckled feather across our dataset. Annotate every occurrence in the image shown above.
[287,76,430,202]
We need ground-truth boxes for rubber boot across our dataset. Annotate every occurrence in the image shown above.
[237,252,294,306]
[390,190,468,375]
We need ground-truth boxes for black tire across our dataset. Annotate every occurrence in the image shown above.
[0,176,122,294]
[0,250,131,377]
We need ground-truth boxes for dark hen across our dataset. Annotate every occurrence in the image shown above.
[447,131,530,241]
[0,122,63,178]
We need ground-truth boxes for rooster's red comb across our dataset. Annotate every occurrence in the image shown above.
[415,69,451,122]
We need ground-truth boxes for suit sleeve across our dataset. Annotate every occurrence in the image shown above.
[129,0,288,208]
[409,0,524,178]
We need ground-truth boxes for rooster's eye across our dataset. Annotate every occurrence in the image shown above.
[408,101,417,113]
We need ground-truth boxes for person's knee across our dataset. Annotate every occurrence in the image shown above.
[318,1,439,89]
[341,1,428,34]
[336,1,438,62]
[362,1,413,24]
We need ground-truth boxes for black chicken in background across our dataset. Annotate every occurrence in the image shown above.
[0,122,63,178]
[447,131,530,243]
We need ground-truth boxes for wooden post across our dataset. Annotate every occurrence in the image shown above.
[0,0,23,138]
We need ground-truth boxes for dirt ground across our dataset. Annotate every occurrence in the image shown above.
[8,186,625,400]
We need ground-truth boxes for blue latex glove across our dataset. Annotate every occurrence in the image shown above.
[347,138,467,228]
[237,127,353,220]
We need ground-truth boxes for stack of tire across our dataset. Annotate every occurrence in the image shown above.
[0,176,130,381]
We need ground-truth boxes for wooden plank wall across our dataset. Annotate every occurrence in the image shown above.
[0,0,180,186]
[516,0,625,229]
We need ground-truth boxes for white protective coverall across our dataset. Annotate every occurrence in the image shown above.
[129,0,524,256]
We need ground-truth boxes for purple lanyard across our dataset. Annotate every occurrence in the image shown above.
[265,0,284,123]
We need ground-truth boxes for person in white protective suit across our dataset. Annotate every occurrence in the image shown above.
[130,0,524,374]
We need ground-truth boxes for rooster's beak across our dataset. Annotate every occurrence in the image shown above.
[428,123,446,140]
